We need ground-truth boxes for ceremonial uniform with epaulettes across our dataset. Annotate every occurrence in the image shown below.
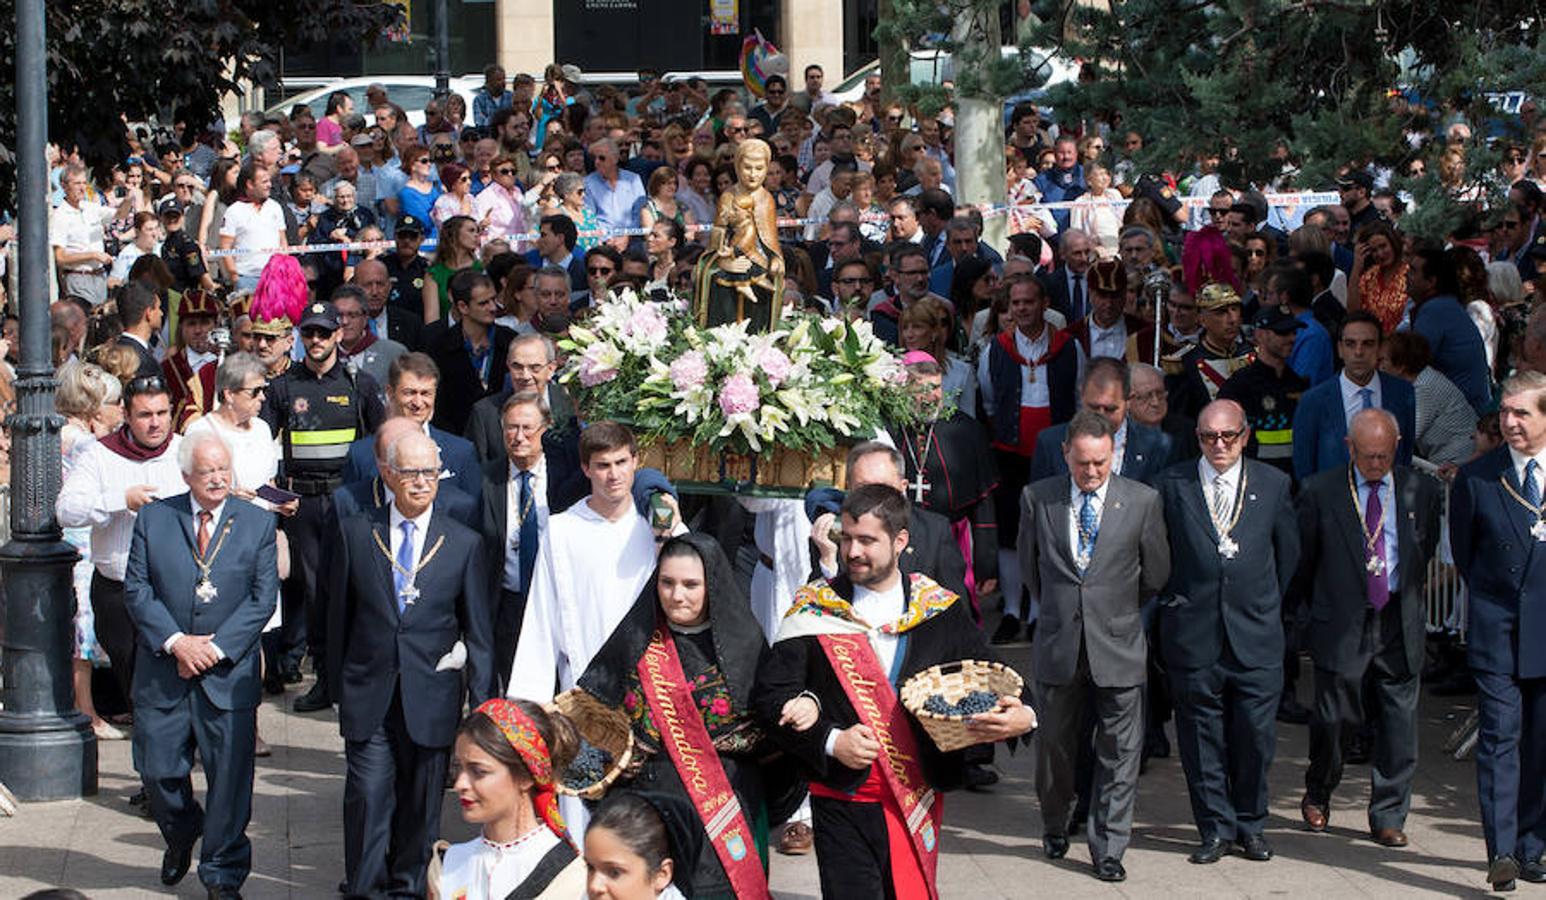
[1169,284,1255,420]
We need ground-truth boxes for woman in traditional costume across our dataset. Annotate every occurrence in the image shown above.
[578,534,791,900]
[430,698,588,900]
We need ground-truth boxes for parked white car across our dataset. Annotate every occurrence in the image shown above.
[265,75,483,129]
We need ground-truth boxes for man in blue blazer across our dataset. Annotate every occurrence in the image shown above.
[1450,371,1546,891]
[1291,311,1416,481]
[334,417,480,529]
[123,431,279,898]
[340,351,481,501]
[328,429,494,898]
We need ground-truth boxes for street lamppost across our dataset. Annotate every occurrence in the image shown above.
[0,0,97,800]
[433,0,451,100]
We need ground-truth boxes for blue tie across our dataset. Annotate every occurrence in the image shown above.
[1077,491,1098,573]
[1526,460,1542,508]
[1358,387,1374,411]
[517,470,539,595]
[395,520,415,612]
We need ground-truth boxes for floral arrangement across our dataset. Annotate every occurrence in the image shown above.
[559,289,921,456]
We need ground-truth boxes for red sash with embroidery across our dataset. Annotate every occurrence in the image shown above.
[815,633,942,900]
[995,325,1072,372]
[637,628,771,900]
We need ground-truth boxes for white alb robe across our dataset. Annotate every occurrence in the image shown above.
[737,497,814,642]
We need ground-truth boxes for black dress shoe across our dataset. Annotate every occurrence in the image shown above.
[206,885,242,900]
[990,615,1022,645]
[281,666,303,685]
[262,670,284,695]
[161,842,194,886]
[1094,858,1127,882]
[1490,855,1521,891]
[1276,696,1311,725]
[1237,833,1273,861]
[1144,731,1172,760]
[292,680,332,713]
[1188,838,1228,865]
[1519,858,1546,883]
[1043,833,1069,859]
[962,763,999,790]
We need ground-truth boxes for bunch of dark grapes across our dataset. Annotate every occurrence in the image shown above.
[921,690,999,717]
[562,740,614,789]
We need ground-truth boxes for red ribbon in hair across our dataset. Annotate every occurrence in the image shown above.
[474,698,569,842]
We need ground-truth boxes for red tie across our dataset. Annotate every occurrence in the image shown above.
[197,510,212,557]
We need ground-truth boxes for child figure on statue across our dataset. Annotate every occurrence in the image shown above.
[693,138,785,333]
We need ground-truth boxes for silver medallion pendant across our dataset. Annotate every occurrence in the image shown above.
[1218,537,1239,559]
[195,579,218,604]
[1533,519,1546,542]
[1075,550,1092,571]
[400,584,421,606]
[1366,556,1385,576]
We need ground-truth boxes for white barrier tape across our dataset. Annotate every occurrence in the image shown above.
[198,188,1343,258]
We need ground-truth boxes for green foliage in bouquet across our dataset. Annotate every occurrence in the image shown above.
[558,290,923,456]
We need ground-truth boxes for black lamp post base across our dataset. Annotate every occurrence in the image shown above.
[0,712,96,801]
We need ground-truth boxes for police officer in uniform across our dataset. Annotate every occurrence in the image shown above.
[261,301,386,712]
[1169,283,1255,420]
[1218,306,1308,478]
[383,214,430,319]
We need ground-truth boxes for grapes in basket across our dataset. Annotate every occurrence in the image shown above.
[562,739,614,790]
[922,690,1000,717]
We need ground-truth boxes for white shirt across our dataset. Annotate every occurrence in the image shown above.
[185,346,217,372]
[219,198,287,277]
[389,502,434,581]
[56,435,188,580]
[436,828,573,900]
[49,199,117,269]
[1067,476,1110,562]
[1015,325,1053,408]
[502,457,550,591]
[1509,445,1546,493]
[1087,317,1128,361]
[823,578,906,759]
[184,414,280,509]
[1111,421,1128,476]
[1339,371,1382,429]
[1198,457,1243,529]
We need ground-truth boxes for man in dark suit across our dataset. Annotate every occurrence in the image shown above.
[1450,371,1546,891]
[1029,357,1172,488]
[328,429,494,898]
[1292,311,1417,481]
[123,431,279,897]
[427,270,516,435]
[333,417,480,531]
[354,258,425,351]
[1297,409,1442,852]
[1037,228,1096,322]
[1156,400,1299,864]
[340,352,481,500]
[808,441,969,601]
[524,214,587,291]
[1019,410,1171,882]
[463,333,576,465]
[116,281,164,379]
[478,390,587,689]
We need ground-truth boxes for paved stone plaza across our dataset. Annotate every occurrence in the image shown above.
[0,640,1508,898]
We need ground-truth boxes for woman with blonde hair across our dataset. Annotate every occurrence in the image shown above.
[55,360,126,740]
[899,296,976,412]
[1346,220,1407,332]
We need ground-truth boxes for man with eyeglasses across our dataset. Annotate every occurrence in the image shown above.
[330,428,494,899]
[261,300,386,712]
[750,74,791,137]
[829,258,876,320]
[464,332,576,465]
[869,244,953,346]
[574,245,624,313]
[342,350,481,505]
[582,138,644,247]
[1154,399,1299,867]
[806,120,872,199]
[58,374,188,786]
[813,220,864,300]
[332,283,406,397]
[478,391,589,690]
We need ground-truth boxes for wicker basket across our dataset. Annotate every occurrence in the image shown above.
[552,688,634,800]
[636,437,849,494]
[899,660,1028,753]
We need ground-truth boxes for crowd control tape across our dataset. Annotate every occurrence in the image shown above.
[199,189,1343,259]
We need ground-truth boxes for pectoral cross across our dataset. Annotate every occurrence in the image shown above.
[908,474,931,503]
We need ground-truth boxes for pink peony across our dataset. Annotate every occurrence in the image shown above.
[757,346,793,386]
[625,305,667,342]
[669,350,708,390]
[718,372,761,415]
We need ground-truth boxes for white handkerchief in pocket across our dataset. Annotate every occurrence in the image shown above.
[435,640,467,672]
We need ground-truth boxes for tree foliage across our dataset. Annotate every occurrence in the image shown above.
[0,0,403,210]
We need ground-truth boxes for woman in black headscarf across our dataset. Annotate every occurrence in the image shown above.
[578,533,790,900]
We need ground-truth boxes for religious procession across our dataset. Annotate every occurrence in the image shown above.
[1,2,1546,899]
